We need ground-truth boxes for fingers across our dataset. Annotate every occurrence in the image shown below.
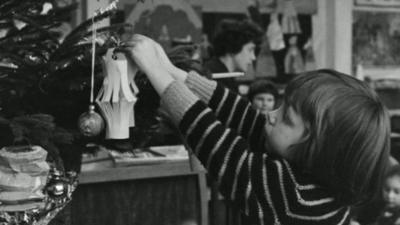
[113,46,130,53]
[153,42,171,64]
[131,33,148,40]
[120,34,154,46]
[113,34,172,76]
[113,47,133,61]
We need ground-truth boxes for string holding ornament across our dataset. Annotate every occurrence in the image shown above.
[77,15,105,138]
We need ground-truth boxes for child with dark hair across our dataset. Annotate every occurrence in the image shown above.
[204,19,263,91]
[118,35,391,225]
[370,165,400,225]
[248,80,279,115]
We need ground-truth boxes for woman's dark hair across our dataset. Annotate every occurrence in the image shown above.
[212,19,263,57]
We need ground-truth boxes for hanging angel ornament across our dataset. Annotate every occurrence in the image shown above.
[96,49,138,139]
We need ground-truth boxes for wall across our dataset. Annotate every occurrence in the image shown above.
[187,0,317,14]
[312,0,353,74]
[78,0,353,74]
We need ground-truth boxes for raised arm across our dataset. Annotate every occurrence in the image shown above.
[154,42,267,149]
[185,71,267,150]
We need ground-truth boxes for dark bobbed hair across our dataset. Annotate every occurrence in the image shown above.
[247,80,279,102]
[284,69,391,205]
[212,19,263,57]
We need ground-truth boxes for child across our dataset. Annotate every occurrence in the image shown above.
[247,80,279,115]
[374,165,400,225]
[118,35,391,224]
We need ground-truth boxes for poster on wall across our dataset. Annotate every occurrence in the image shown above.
[352,11,400,79]
[355,0,400,7]
[122,0,202,50]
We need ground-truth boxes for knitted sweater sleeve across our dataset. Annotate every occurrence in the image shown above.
[161,81,350,225]
[185,71,266,150]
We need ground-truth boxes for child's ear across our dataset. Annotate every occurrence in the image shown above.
[299,124,311,142]
[299,133,310,143]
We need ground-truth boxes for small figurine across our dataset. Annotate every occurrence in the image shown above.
[284,35,304,74]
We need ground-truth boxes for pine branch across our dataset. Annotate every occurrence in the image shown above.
[0,64,28,74]
[0,0,16,10]
[0,52,26,67]
[0,21,12,29]
[0,0,20,19]
[48,4,78,22]
[0,29,46,45]
[12,13,60,43]
[52,43,88,62]
[58,23,130,52]
[62,10,115,44]
[0,1,39,20]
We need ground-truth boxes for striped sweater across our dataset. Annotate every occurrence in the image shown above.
[160,71,351,225]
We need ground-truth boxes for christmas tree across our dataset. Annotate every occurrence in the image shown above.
[0,0,130,171]
[0,0,202,171]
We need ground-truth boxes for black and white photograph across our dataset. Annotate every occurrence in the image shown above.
[0,0,399,225]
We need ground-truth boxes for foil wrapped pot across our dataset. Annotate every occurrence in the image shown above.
[0,145,78,225]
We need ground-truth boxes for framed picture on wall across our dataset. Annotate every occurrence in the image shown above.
[355,0,400,7]
[352,10,400,79]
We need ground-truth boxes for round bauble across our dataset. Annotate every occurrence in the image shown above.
[77,105,104,137]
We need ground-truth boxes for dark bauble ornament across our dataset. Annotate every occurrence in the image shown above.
[78,104,104,137]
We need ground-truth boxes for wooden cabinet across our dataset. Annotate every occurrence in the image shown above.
[68,157,208,225]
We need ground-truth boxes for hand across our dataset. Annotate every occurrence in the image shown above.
[153,42,177,74]
[116,34,174,94]
[153,41,188,82]
[117,34,163,77]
